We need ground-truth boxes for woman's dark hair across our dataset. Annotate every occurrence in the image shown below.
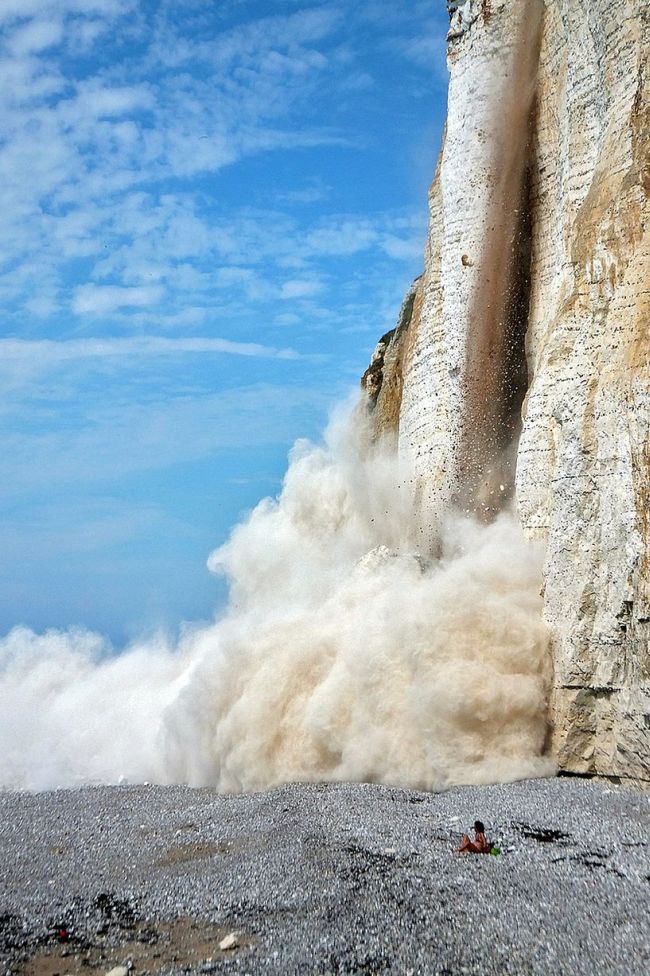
[474,820,485,833]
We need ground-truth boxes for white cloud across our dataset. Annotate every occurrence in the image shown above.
[153,7,342,72]
[77,199,424,304]
[71,83,154,118]
[0,1,132,24]
[275,180,330,205]
[274,312,301,327]
[0,1,437,334]
[72,284,164,314]
[0,0,449,642]
[8,17,64,54]
[0,496,166,560]
[305,221,378,256]
[280,278,323,300]
[24,293,60,317]
[380,234,423,260]
[0,2,348,319]
[0,383,331,500]
[395,31,449,83]
[0,335,302,364]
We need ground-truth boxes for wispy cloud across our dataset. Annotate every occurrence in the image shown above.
[1,383,332,501]
[0,1,131,26]
[0,2,349,322]
[0,1,440,332]
[0,0,448,639]
[279,278,323,300]
[274,180,331,205]
[1,334,302,365]
[72,284,164,314]
[8,17,64,54]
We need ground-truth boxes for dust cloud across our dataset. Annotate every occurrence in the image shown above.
[0,0,554,795]
[0,405,554,792]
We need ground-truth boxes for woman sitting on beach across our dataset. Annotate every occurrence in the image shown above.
[458,820,490,854]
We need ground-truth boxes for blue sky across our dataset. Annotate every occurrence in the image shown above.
[0,0,449,644]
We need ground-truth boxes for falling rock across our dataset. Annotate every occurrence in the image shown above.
[355,546,424,576]
[219,933,239,951]
[105,967,128,976]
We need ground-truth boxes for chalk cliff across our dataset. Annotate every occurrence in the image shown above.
[363,0,650,783]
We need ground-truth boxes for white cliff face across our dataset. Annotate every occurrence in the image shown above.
[367,0,650,782]
[516,0,650,781]
[399,0,542,536]
[447,1,481,40]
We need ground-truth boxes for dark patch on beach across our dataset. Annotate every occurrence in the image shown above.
[512,822,571,843]
[549,850,626,878]
[327,946,392,974]
[93,893,139,930]
[0,914,26,955]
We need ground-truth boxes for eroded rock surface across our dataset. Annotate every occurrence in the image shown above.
[361,276,422,444]
[516,0,650,783]
[364,0,650,782]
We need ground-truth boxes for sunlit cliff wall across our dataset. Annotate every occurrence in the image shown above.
[363,0,650,783]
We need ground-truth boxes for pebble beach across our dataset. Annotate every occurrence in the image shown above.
[1,777,649,975]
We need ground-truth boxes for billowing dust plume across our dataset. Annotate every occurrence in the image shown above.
[0,406,554,792]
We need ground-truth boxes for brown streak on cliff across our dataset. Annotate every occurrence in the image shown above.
[457,0,543,517]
